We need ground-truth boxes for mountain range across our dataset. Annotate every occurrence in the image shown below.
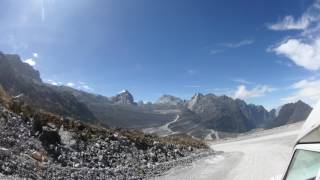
[0,52,313,139]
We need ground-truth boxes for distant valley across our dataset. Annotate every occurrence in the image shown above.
[0,52,313,139]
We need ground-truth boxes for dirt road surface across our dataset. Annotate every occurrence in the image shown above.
[154,124,301,180]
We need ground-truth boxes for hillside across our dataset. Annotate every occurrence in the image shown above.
[0,52,176,128]
[0,52,96,123]
[146,95,311,139]
[267,100,312,128]
[0,102,210,179]
[0,52,313,139]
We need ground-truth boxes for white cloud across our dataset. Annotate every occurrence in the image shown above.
[274,38,320,70]
[47,79,61,86]
[82,85,92,90]
[76,82,94,91]
[210,39,254,55]
[67,82,75,87]
[23,58,36,66]
[221,39,254,48]
[268,15,310,31]
[232,78,254,85]
[45,80,94,91]
[233,85,275,99]
[282,77,320,106]
[270,0,320,71]
[23,52,39,67]
[268,0,320,31]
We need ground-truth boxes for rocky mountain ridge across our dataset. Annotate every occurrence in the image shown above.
[151,93,312,138]
[156,95,184,106]
[0,52,97,123]
[110,90,137,105]
[267,100,312,128]
[0,52,313,139]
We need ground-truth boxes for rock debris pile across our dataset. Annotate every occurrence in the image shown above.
[0,105,212,179]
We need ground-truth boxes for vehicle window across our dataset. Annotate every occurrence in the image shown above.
[285,149,320,180]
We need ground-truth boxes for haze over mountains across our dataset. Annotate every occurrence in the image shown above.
[0,52,313,139]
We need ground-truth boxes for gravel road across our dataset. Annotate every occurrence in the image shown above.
[154,124,302,180]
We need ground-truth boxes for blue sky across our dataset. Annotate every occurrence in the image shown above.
[0,0,319,109]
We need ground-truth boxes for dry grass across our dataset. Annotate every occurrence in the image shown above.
[0,86,208,150]
[0,85,12,109]
[121,130,208,149]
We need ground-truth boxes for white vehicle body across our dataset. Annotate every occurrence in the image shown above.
[279,101,320,180]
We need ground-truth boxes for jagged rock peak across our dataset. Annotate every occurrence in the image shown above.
[272,100,312,126]
[187,93,204,110]
[0,53,42,83]
[271,105,283,117]
[111,90,136,105]
[191,93,204,100]
[156,95,183,106]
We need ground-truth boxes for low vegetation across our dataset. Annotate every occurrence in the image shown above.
[0,88,211,179]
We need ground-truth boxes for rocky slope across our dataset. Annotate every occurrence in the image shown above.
[174,94,273,132]
[150,94,311,139]
[267,100,312,128]
[0,52,177,128]
[0,103,211,179]
[0,52,97,123]
[156,95,184,107]
[110,90,136,105]
[57,86,176,128]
